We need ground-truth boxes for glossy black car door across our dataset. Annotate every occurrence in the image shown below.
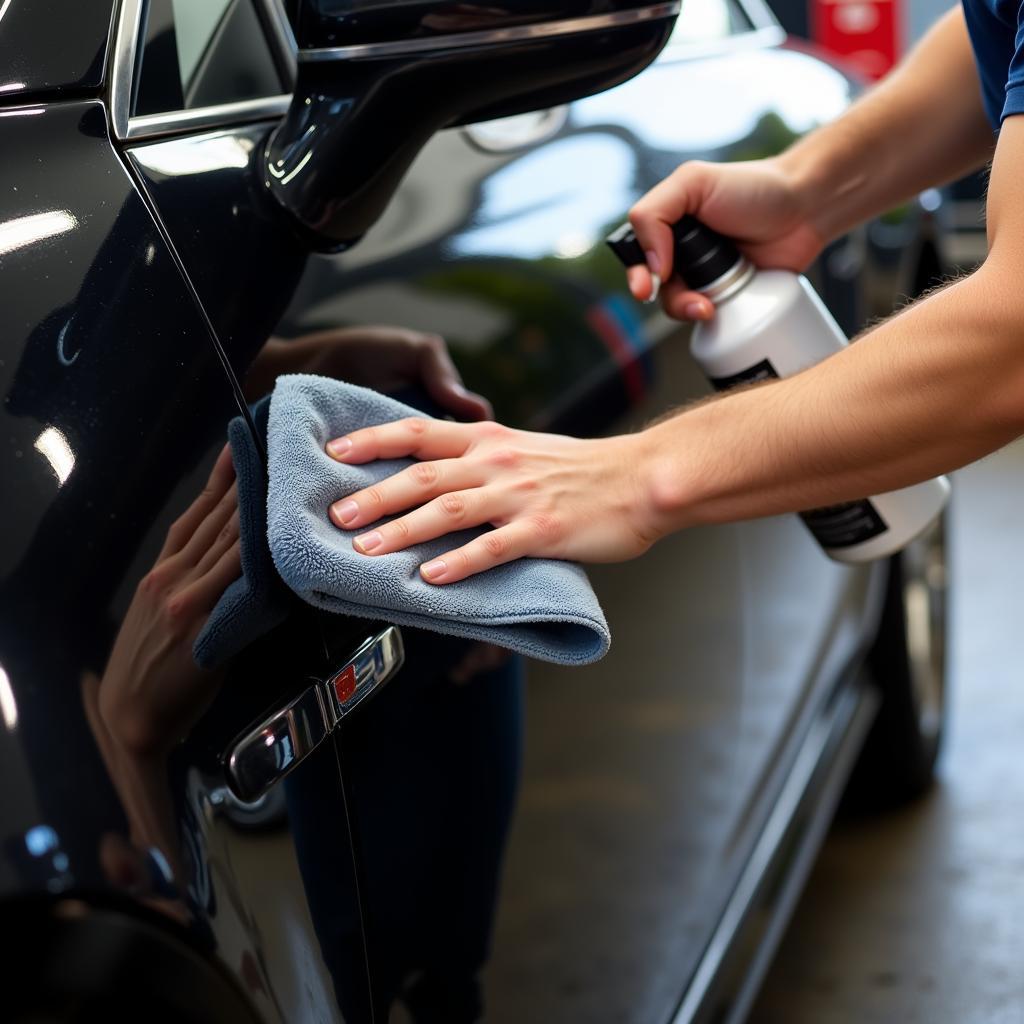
[0,2,382,1020]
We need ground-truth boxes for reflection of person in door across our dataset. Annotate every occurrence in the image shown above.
[85,321,520,1021]
[82,444,241,925]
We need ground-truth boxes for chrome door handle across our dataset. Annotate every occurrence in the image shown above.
[226,625,404,802]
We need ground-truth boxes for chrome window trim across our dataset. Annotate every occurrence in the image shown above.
[110,0,145,140]
[300,2,682,63]
[124,94,291,140]
[110,0,298,142]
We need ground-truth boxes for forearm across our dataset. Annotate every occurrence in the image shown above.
[645,263,1022,529]
[777,7,993,243]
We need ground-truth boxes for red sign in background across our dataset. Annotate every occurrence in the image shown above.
[813,0,900,80]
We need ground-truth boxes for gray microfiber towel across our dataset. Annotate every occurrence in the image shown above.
[266,374,611,665]
[193,397,291,669]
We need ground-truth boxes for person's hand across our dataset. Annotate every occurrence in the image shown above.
[627,157,826,321]
[325,418,663,584]
[248,327,492,421]
[96,445,242,757]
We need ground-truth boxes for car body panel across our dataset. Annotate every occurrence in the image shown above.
[0,97,373,1019]
[0,0,115,99]
[0,2,895,1022]
[269,29,875,1024]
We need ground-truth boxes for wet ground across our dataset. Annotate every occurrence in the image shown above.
[752,437,1024,1023]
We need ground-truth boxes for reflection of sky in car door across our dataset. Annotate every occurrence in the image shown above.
[575,50,854,152]
[453,135,636,260]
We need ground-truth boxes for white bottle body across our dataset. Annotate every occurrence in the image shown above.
[690,268,950,564]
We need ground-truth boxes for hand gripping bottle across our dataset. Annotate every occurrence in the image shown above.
[607,216,949,564]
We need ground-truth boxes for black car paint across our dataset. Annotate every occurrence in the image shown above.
[0,0,113,99]
[294,0,662,47]
[0,94,372,1018]
[267,13,676,246]
[0,3,896,1022]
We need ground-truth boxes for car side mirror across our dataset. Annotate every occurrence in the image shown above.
[263,1,679,250]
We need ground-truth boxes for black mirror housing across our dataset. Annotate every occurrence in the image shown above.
[263,3,679,250]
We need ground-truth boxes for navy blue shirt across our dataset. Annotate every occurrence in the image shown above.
[962,0,1024,128]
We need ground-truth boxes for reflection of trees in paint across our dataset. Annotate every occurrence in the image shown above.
[729,112,801,162]
[418,264,626,430]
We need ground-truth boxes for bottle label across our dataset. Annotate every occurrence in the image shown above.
[708,358,780,392]
[708,358,889,549]
[798,501,888,549]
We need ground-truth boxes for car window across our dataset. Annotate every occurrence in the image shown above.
[133,0,285,117]
[668,0,756,44]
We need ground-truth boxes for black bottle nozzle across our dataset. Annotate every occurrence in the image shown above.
[606,215,743,291]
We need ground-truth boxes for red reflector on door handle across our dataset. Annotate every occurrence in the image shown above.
[324,625,404,721]
[226,626,404,802]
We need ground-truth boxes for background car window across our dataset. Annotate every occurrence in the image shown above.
[668,0,755,44]
[133,0,285,117]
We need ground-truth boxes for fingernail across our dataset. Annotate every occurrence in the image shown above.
[644,273,661,305]
[355,531,382,552]
[328,437,352,459]
[421,559,447,580]
[333,500,358,525]
[684,301,709,320]
[645,250,662,276]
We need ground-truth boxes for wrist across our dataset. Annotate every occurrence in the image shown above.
[772,143,855,248]
[631,418,707,542]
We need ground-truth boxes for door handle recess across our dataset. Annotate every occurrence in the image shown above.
[226,626,404,803]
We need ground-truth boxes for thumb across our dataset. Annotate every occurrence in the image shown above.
[420,337,494,421]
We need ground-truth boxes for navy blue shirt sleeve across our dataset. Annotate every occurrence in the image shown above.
[1004,0,1024,119]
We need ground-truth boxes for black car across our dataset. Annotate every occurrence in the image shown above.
[0,1,946,1022]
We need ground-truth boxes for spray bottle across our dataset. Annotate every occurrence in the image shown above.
[606,216,950,564]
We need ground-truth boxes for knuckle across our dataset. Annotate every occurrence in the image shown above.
[529,513,563,543]
[448,548,472,574]
[139,565,170,596]
[439,492,467,519]
[487,447,521,470]
[161,594,192,635]
[482,532,510,559]
[388,517,411,541]
[410,461,440,487]
[476,420,508,442]
[362,485,385,511]
[404,417,430,437]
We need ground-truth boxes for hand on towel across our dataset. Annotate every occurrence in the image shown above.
[247,326,492,421]
[97,445,242,756]
[326,417,664,584]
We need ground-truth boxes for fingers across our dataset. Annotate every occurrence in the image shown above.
[329,458,485,530]
[419,522,542,585]
[626,265,658,304]
[326,417,485,464]
[185,538,243,615]
[191,507,240,579]
[160,445,235,559]
[659,280,715,321]
[629,161,709,293]
[176,480,238,570]
[350,487,496,555]
[418,336,494,422]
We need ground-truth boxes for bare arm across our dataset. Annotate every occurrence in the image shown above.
[782,6,994,242]
[315,117,1024,583]
[628,6,994,317]
[642,115,1024,530]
